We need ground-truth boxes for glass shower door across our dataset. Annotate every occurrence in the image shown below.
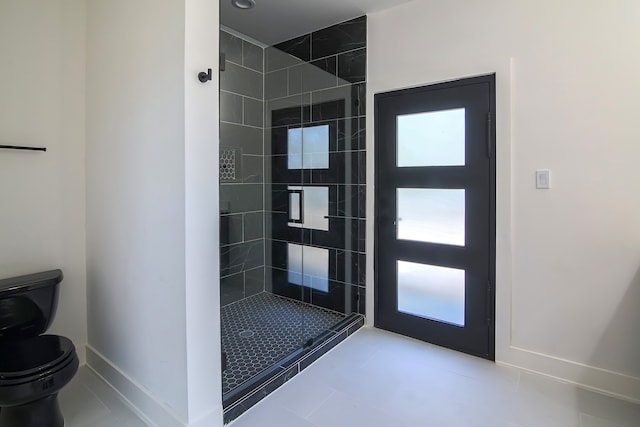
[264,44,309,354]
[265,48,340,351]
[287,123,334,347]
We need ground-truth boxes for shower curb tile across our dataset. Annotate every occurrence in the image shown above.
[278,348,306,370]
[330,313,362,333]
[264,364,300,395]
[223,365,284,410]
[347,316,365,335]
[299,330,348,371]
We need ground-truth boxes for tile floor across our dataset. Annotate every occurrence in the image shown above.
[58,328,640,427]
[59,367,147,427]
[229,327,640,427]
[221,292,345,393]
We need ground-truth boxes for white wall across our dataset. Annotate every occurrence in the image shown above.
[86,0,222,424]
[0,0,87,357]
[367,0,640,402]
[184,0,223,425]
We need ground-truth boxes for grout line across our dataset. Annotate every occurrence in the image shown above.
[266,45,366,74]
[241,97,245,125]
[220,181,265,185]
[265,240,366,255]
[221,209,264,216]
[264,292,349,318]
[220,89,264,103]
[220,120,264,130]
[268,114,367,130]
[264,210,365,221]
[286,63,290,97]
[220,237,264,247]
[220,25,268,48]
[265,148,366,155]
[265,78,363,103]
[224,58,264,74]
[240,37,244,68]
[241,212,246,243]
[267,265,366,290]
[262,55,267,288]
[304,389,337,420]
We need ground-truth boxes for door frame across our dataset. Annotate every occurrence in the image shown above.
[373,74,496,360]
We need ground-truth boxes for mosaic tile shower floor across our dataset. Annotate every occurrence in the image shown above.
[221,292,346,394]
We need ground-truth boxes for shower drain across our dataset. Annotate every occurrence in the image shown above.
[238,330,255,338]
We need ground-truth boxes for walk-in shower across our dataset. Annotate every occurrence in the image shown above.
[219,13,367,422]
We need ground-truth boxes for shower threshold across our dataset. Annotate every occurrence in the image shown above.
[221,292,364,423]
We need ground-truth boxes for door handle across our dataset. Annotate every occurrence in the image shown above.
[288,189,304,224]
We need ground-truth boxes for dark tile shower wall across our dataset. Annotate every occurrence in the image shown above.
[220,30,266,306]
[264,16,367,316]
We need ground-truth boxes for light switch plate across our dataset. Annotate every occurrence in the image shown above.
[536,169,551,189]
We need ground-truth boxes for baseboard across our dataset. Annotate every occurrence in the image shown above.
[76,343,87,366]
[85,345,187,427]
[184,409,224,427]
[498,346,640,404]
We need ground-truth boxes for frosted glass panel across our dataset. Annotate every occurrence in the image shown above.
[303,246,329,292]
[288,243,303,286]
[397,261,465,326]
[289,191,301,221]
[288,244,329,292]
[288,125,329,169]
[397,108,465,167]
[288,128,303,169]
[397,188,465,246]
[288,186,329,231]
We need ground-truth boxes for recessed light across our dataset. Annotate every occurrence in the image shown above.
[231,0,255,10]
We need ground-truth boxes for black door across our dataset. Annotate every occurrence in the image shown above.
[374,75,496,360]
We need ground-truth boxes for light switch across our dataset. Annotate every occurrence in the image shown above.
[536,169,551,189]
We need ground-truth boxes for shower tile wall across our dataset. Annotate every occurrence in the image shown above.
[220,30,266,306]
[264,16,367,316]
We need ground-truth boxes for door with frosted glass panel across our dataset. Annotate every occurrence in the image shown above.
[374,75,496,359]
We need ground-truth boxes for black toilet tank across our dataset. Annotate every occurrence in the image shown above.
[0,270,63,340]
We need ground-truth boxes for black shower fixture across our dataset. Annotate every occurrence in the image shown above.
[198,68,212,83]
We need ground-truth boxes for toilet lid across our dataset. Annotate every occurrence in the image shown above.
[0,335,76,380]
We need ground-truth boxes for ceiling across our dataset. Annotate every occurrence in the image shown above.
[220,0,415,46]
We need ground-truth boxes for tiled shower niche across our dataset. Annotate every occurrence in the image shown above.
[219,16,367,423]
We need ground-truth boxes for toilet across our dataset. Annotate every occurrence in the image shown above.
[0,269,79,427]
